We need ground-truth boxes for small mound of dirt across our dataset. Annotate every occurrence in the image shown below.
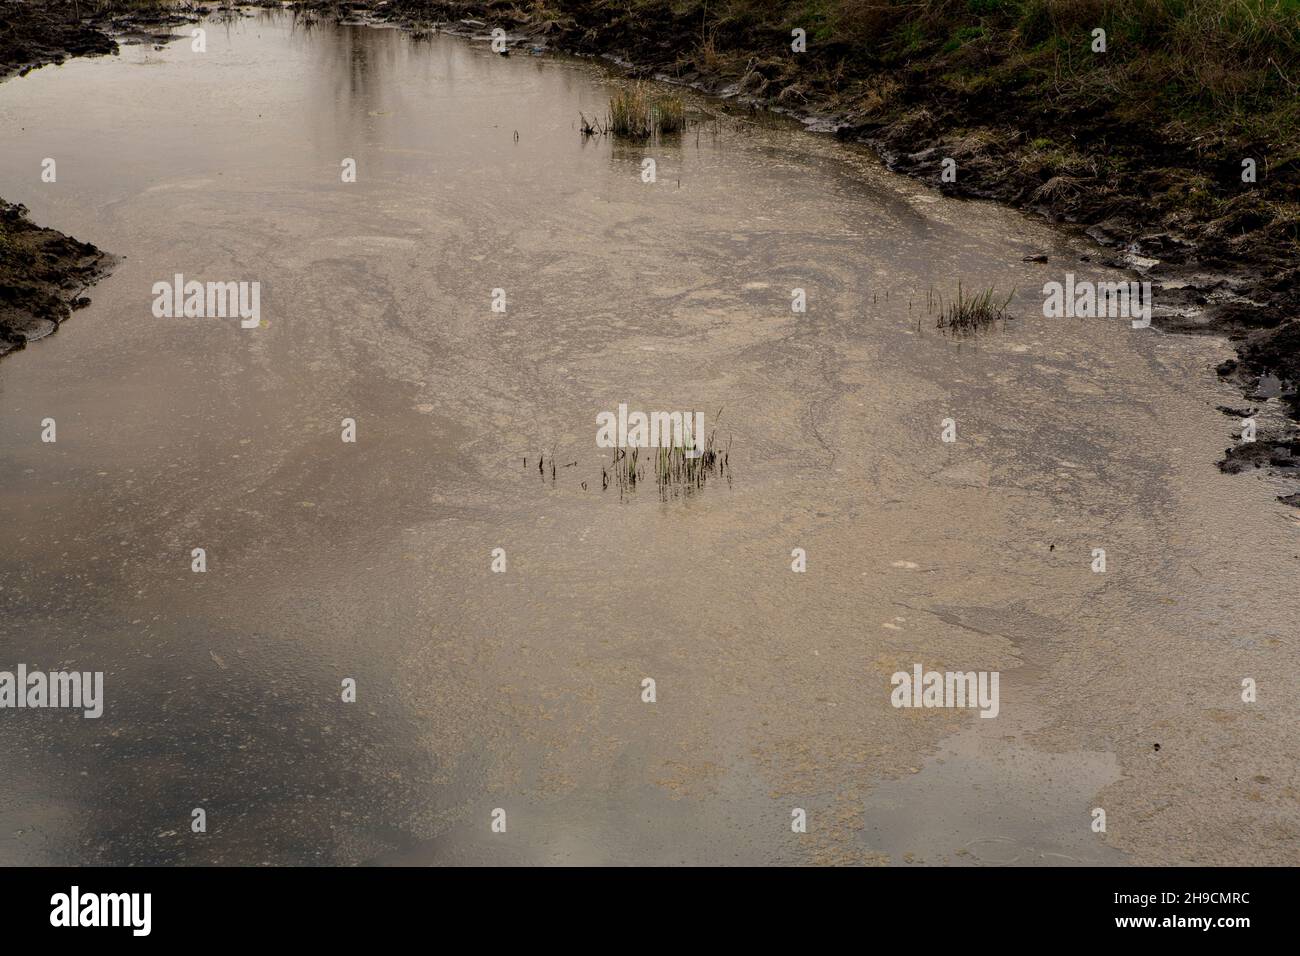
[0,201,112,358]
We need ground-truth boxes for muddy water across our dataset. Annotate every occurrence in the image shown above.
[1,12,1296,866]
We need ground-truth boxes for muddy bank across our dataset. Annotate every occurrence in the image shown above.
[0,2,112,358]
[0,0,197,80]
[0,201,110,358]
[308,0,1299,498]
[0,1,197,359]
[0,0,116,81]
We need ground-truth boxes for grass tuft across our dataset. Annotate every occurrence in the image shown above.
[592,83,688,139]
[603,410,730,499]
[934,283,1015,332]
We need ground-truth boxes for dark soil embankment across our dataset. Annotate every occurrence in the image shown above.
[0,200,110,357]
[0,0,117,80]
[0,0,196,80]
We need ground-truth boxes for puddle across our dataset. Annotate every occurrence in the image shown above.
[0,11,1296,866]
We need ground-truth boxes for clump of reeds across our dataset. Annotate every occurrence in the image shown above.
[603,412,730,500]
[655,94,685,134]
[609,85,652,137]
[934,283,1014,332]
[605,446,640,493]
[584,84,687,140]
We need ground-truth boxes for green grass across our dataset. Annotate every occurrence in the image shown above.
[594,0,1299,144]
[542,0,1296,253]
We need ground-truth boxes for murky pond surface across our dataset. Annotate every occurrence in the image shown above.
[1,12,1296,866]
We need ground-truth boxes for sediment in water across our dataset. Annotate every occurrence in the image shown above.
[2,0,1296,496]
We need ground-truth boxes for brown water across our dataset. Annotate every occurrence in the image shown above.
[1,12,1296,866]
